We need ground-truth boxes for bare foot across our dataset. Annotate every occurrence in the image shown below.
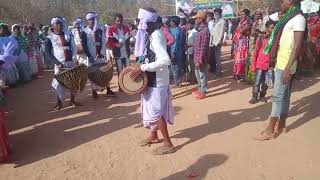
[254,129,275,141]
[138,138,161,147]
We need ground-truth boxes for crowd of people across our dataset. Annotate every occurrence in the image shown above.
[0,0,319,161]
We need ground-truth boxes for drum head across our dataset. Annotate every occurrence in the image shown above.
[119,67,148,96]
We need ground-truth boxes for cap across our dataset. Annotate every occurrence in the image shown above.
[192,11,207,20]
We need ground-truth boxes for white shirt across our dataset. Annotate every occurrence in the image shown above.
[47,33,77,64]
[141,30,171,87]
[71,29,82,46]
[117,28,128,59]
[83,27,106,58]
[209,18,226,47]
[186,28,197,55]
[208,20,215,36]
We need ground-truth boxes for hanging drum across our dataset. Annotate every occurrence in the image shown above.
[119,66,148,96]
[87,61,114,88]
[54,64,88,93]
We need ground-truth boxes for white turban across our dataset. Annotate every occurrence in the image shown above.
[134,8,159,57]
[86,12,99,32]
[51,17,70,41]
[11,24,20,32]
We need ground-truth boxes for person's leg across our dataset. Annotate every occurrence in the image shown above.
[259,70,268,101]
[70,92,82,106]
[55,96,63,110]
[214,45,222,78]
[209,47,216,73]
[197,64,208,97]
[171,64,180,86]
[250,69,262,104]
[157,116,173,147]
[115,58,123,77]
[188,55,197,84]
[256,69,288,140]
[278,79,292,132]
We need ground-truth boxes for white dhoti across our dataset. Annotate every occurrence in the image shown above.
[52,61,75,100]
[141,86,174,131]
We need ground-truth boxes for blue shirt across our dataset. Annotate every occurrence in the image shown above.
[169,26,182,56]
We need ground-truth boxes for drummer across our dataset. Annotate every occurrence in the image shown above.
[131,8,175,155]
[71,18,85,65]
[80,12,116,98]
[44,16,82,110]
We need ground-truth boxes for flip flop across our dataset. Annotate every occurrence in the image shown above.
[138,139,161,147]
[253,130,275,141]
[152,146,175,155]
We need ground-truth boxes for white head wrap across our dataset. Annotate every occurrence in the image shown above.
[51,17,70,41]
[134,8,159,57]
[11,24,20,33]
[86,12,99,31]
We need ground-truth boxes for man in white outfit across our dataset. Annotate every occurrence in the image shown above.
[80,12,115,98]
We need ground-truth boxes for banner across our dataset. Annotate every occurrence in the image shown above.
[176,0,234,18]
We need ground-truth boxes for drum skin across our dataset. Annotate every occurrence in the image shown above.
[87,62,113,88]
[119,66,148,96]
[54,64,88,93]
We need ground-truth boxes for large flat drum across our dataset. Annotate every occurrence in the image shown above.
[54,64,88,93]
[119,66,148,96]
[87,62,113,88]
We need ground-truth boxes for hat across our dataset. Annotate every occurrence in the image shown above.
[192,11,207,20]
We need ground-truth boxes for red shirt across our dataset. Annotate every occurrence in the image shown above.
[194,22,210,66]
[161,26,174,46]
[251,36,270,71]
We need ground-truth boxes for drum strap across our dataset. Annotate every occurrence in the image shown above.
[94,29,103,56]
[59,33,73,62]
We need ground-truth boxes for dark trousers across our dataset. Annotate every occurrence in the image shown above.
[209,47,216,73]
[252,69,268,99]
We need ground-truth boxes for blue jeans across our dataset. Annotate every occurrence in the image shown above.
[252,69,268,99]
[116,57,129,76]
[195,63,209,94]
[170,64,181,85]
[271,69,292,118]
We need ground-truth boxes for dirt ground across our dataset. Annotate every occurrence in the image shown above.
[0,46,319,180]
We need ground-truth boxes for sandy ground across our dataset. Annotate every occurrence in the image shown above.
[0,46,320,180]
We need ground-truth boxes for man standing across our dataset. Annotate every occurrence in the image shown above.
[45,17,81,110]
[81,12,115,98]
[193,11,210,100]
[131,8,175,155]
[108,13,131,77]
[255,0,306,140]
[169,16,183,87]
[185,19,197,85]
[207,11,216,73]
[209,8,225,79]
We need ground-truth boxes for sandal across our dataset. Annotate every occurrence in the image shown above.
[253,130,275,141]
[138,139,161,147]
[152,146,175,155]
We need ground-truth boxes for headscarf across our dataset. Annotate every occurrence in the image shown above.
[51,16,70,41]
[73,18,84,29]
[134,8,159,57]
[11,24,20,33]
[86,12,99,32]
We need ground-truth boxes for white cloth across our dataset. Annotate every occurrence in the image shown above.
[209,18,226,47]
[141,86,174,131]
[83,27,106,59]
[208,20,215,36]
[117,28,128,59]
[0,36,19,85]
[186,28,197,55]
[140,30,171,88]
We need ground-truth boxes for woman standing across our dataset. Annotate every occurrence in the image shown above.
[232,9,252,82]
